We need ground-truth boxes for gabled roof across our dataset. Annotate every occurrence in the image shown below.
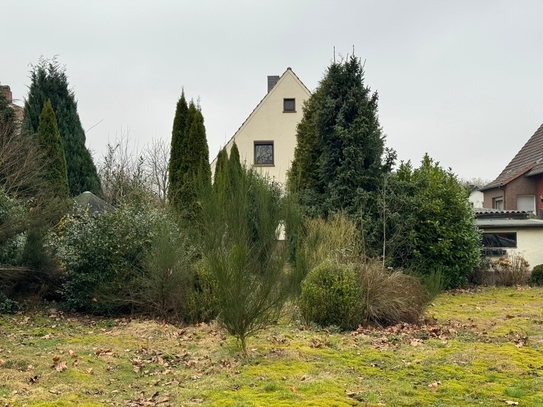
[74,191,115,214]
[481,124,543,190]
[210,67,311,166]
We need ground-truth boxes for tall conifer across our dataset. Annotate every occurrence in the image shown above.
[168,95,211,215]
[168,91,188,206]
[37,100,69,197]
[289,56,385,216]
[24,57,101,196]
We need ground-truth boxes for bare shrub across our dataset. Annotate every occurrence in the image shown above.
[490,253,530,286]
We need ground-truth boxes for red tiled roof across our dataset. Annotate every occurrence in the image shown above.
[481,123,543,190]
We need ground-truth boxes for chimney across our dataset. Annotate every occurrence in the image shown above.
[1,85,12,103]
[267,75,280,93]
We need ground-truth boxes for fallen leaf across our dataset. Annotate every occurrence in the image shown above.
[68,349,77,358]
[52,355,60,362]
[54,361,68,372]
[289,385,296,392]
[505,401,519,406]
[29,375,39,384]
[96,348,113,356]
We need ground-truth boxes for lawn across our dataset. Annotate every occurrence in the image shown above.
[1,286,543,406]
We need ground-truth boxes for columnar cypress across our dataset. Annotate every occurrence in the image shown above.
[178,104,211,216]
[228,142,243,182]
[168,95,211,216]
[37,100,69,197]
[168,91,188,206]
[213,148,228,194]
[24,57,101,196]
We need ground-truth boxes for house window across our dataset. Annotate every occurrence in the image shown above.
[283,98,295,112]
[254,141,274,165]
[517,195,535,213]
[482,232,517,248]
[492,197,504,210]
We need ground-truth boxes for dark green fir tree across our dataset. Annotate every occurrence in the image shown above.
[37,100,69,197]
[289,55,385,216]
[24,57,101,196]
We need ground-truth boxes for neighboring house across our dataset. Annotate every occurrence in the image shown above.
[210,67,311,186]
[0,84,24,122]
[468,185,484,209]
[480,124,543,217]
[476,208,543,269]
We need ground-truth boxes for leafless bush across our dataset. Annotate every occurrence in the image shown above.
[143,138,169,206]
[490,253,530,286]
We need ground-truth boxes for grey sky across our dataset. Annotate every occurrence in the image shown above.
[2,0,542,182]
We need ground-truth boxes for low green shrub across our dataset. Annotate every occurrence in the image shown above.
[135,219,198,322]
[0,287,19,314]
[299,260,363,330]
[183,260,219,324]
[49,202,185,315]
[530,264,543,286]
[299,259,429,330]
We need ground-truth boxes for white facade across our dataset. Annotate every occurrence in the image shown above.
[505,228,543,268]
[479,221,543,269]
[469,189,484,209]
[210,68,311,186]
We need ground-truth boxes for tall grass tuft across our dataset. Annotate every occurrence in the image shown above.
[358,260,428,326]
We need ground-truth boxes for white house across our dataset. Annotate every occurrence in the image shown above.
[476,209,543,269]
[211,67,311,186]
[468,186,484,209]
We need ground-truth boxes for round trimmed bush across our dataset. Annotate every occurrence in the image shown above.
[531,264,543,286]
[299,260,362,330]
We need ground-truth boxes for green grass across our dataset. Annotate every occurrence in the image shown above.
[1,287,543,406]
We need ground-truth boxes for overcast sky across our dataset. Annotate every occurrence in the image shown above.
[2,0,542,182]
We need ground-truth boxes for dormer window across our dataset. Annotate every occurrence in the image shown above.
[283,98,295,112]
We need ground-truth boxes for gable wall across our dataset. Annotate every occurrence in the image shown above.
[211,70,311,186]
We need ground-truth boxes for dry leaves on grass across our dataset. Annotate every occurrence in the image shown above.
[125,391,171,407]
